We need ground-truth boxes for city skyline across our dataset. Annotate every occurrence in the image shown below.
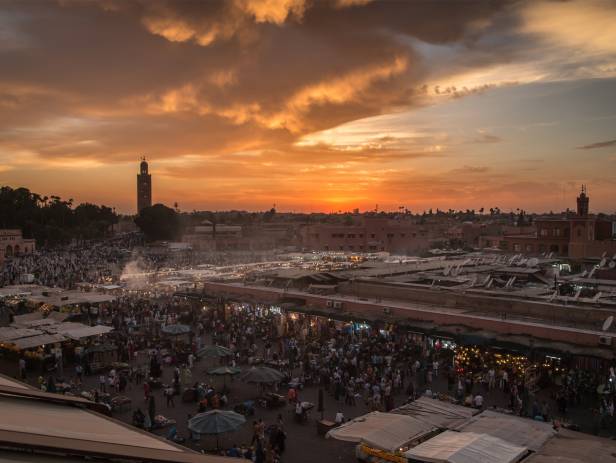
[1,1,615,214]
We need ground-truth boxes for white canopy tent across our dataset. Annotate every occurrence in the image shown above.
[392,397,478,429]
[456,410,555,452]
[404,431,527,463]
[326,411,437,453]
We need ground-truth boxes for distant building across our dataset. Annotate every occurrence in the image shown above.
[136,157,152,213]
[299,216,444,254]
[183,220,296,251]
[490,187,616,259]
[0,230,36,264]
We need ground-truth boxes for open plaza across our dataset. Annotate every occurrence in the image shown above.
[2,241,616,463]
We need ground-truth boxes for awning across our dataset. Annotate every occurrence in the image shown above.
[327,411,436,453]
[404,431,527,463]
[12,334,67,350]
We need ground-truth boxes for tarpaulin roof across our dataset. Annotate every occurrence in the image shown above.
[524,428,616,463]
[45,322,88,334]
[15,319,57,329]
[63,325,113,340]
[0,327,42,343]
[404,431,527,463]
[12,334,67,350]
[456,410,555,452]
[11,311,69,328]
[326,411,436,452]
[392,397,478,430]
[11,312,44,325]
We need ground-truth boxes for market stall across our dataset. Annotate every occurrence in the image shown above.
[404,431,528,463]
[455,410,555,452]
[327,411,439,463]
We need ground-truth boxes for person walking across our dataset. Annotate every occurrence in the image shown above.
[165,385,175,407]
[18,357,26,380]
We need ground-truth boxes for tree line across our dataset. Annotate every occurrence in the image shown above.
[0,186,118,246]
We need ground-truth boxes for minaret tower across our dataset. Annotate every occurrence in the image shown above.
[137,156,152,213]
[576,184,589,217]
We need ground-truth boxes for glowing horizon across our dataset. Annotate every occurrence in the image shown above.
[1,1,615,214]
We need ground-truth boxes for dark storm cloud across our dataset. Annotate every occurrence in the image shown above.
[0,0,517,161]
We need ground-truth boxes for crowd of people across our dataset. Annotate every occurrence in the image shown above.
[0,235,142,287]
[3,238,616,461]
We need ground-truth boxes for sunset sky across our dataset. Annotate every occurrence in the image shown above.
[1,0,615,214]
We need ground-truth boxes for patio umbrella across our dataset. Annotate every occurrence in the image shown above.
[161,324,190,335]
[196,345,234,359]
[240,366,284,384]
[188,410,246,449]
[209,366,242,376]
[208,366,242,389]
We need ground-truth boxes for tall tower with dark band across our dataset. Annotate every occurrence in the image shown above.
[576,184,589,217]
[137,157,152,213]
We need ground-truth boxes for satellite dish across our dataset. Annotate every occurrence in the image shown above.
[527,258,539,268]
[603,315,614,332]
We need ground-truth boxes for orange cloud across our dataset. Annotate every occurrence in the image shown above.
[2,0,615,213]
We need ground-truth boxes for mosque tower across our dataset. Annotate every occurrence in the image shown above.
[576,184,589,216]
[137,157,152,213]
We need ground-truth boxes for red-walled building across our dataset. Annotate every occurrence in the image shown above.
[496,187,616,258]
[299,216,445,254]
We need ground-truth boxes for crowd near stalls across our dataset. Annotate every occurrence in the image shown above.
[0,234,142,288]
[2,289,616,461]
[3,240,616,462]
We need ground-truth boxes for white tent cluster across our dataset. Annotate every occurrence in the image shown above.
[0,312,113,350]
[326,397,561,463]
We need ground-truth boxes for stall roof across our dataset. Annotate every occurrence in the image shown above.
[456,410,555,452]
[404,431,527,463]
[27,291,115,307]
[326,411,436,453]
[0,375,30,390]
[0,376,229,463]
[63,325,113,340]
[0,328,42,343]
[524,428,616,463]
[11,311,69,328]
[0,285,59,298]
[1,395,180,452]
[45,322,88,334]
[11,334,66,350]
[11,312,44,325]
[12,318,57,328]
[391,397,478,429]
